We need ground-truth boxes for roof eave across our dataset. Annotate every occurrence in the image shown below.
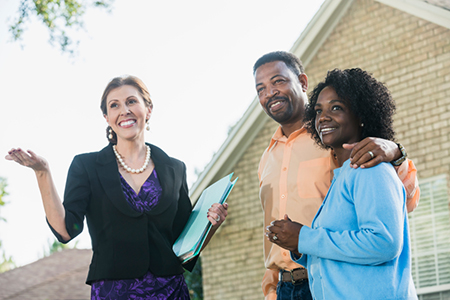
[376,0,450,29]
[190,99,267,200]
[190,0,450,201]
[189,0,351,201]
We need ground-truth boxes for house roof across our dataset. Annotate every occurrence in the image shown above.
[423,0,450,11]
[190,0,450,200]
[378,0,450,28]
[0,249,92,300]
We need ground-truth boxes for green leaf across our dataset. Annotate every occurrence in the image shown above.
[8,0,114,55]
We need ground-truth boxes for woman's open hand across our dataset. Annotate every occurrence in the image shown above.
[5,148,49,172]
[207,202,228,227]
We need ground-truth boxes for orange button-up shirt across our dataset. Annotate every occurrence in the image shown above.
[258,126,419,300]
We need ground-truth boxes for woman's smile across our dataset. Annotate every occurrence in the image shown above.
[105,85,151,142]
[314,86,361,151]
[119,119,137,128]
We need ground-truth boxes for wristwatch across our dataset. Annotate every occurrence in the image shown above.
[391,143,407,166]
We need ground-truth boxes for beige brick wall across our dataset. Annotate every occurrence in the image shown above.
[201,118,277,300]
[201,0,450,299]
[305,0,450,179]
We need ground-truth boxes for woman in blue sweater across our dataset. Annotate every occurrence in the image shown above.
[267,68,417,299]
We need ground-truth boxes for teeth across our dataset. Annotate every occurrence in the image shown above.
[321,128,335,132]
[270,101,281,108]
[120,120,135,126]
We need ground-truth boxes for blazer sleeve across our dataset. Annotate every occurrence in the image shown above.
[172,160,198,271]
[48,155,91,243]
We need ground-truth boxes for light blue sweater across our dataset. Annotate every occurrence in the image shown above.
[292,160,417,300]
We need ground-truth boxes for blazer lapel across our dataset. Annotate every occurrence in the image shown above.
[96,144,142,218]
[147,144,177,216]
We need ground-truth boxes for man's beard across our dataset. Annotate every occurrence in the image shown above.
[268,103,294,124]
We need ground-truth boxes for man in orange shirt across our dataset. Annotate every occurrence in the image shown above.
[254,51,419,300]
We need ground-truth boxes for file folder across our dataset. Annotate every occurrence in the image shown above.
[173,173,238,263]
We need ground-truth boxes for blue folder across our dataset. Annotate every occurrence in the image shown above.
[172,173,238,263]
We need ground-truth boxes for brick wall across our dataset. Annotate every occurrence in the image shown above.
[201,119,277,300]
[305,0,450,179]
[201,0,450,299]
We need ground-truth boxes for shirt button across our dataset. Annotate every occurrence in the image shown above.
[281,194,285,199]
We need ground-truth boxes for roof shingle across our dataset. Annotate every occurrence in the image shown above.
[0,249,92,300]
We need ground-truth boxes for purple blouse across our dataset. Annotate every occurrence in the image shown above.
[91,170,190,300]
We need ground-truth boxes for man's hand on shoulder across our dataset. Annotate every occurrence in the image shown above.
[344,137,401,169]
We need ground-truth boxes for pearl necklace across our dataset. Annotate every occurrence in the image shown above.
[113,145,151,174]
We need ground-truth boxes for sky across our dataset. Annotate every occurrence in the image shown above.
[0,0,324,267]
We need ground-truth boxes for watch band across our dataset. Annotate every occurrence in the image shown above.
[391,143,407,166]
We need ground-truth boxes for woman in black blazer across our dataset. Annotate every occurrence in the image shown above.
[6,75,228,299]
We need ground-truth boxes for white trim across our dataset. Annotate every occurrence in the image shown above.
[416,283,450,295]
[189,0,450,201]
[189,0,352,201]
[417,173,447,184]
[409,174,450,295]
[189,99,267,201]
[376,0,450,29]
[291,0,354,66]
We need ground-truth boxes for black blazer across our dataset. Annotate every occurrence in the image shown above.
[49,143,195,284]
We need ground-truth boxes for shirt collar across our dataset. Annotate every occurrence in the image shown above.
[267,125,307,150]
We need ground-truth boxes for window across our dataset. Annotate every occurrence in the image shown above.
[408,175,450,299]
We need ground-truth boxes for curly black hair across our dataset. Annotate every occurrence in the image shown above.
[304,68,396,149]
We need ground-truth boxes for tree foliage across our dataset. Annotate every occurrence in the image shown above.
[0,177,7,209]
[9,0,114,54]
[0,177,16,273]
[42,238,77,257]
[0,242,16,273]
[184,257,203,300]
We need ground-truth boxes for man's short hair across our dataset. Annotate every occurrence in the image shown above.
[253,51,304,76]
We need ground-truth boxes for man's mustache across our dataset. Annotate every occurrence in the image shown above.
[266,96,289,111]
